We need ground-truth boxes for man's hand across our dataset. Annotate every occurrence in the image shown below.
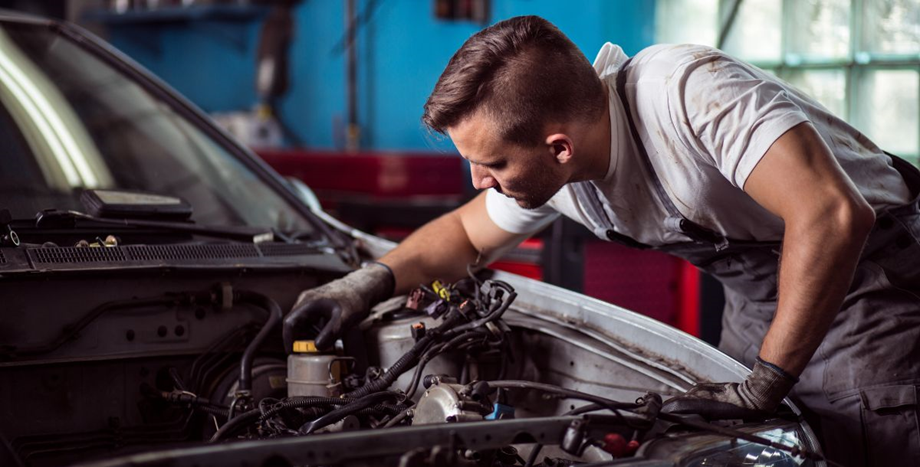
[281,192,526,353]
[662,358,798,419]
[282,262,394,352]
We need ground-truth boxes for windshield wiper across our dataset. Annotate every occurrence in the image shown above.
[8,209,278,244]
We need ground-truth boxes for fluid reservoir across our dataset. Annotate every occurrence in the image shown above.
[287,340,346,397]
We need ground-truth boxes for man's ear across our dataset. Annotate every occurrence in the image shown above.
[545,133,574,164]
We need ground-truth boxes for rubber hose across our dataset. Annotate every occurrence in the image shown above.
[210,410,261,442]
[236,291,283,392]
[213,397,371,442]
[348,312,465,398]
[347,334,434,399]
[300,392,401,434]
[197,404,230,419]
[212,398,405,442]
[259,396,350,421]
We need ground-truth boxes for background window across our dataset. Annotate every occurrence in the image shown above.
[656,0,920,162]
[788,0,851,61]
[655,0,719,46]
[853,68,919,156]
[785,69,848,117]
[722,0,783,63]
[861,0,920,56]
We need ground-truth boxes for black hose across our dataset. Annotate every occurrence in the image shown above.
[210,409,262,442]
[356,403,405,417]
[211,396,402,442]
[211,396,346,442]
[483,380,642,428]
[300,392,402,434]
[258,396,349,421]
[347,335,434,398]
[348,280,509,399]
[348,312,464,399]
[347,283,509,402]
[188,326,252,393]
[405,330,490,400]
[446,292,516,337]
[235,291,283,392]
[404,344,442,400]
[524,444,542,467]
[485,381,639,411]
[197,404,230,419]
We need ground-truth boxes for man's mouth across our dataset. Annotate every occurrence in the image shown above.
[494,186,514,199]
[493,186,523,203]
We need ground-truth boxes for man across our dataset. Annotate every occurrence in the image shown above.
[287,16,920,466]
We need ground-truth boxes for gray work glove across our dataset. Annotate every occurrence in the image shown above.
[661,357,798,420]
[283,262,395,352]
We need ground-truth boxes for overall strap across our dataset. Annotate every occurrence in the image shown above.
[614,58,729,251]
[572,181,652,249]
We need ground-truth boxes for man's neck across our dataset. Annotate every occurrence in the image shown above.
[576,85,613,182]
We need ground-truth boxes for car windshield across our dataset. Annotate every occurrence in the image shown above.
[0,19,314,235]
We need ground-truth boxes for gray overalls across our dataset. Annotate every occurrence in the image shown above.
[577,59,920,466]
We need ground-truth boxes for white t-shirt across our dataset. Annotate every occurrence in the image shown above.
[486,43,911,246]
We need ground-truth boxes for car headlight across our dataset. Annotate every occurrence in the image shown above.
[681,426,815,467]
[642,421,822,467]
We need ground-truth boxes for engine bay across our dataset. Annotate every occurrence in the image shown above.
[0,259,822,467]
[200,274,666,466]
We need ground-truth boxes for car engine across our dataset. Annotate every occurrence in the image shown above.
[0,254,823,467]
[174,273,664,466]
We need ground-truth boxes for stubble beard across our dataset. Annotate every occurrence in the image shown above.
[510,162,564,210]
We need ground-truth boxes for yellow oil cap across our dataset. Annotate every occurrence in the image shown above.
[292,340,318,353]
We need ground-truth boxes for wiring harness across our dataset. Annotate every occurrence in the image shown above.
[204,273,517,442]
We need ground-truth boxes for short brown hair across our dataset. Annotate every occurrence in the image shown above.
[422,16,606,146]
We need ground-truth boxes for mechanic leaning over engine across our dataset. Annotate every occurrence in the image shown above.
[287,15,920,467]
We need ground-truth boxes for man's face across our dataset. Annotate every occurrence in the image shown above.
[447,112,566,210]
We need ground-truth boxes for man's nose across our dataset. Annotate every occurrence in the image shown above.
[470,163,498,190]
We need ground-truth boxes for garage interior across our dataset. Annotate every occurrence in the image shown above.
[2,0,916,345]
[0,1,918,467]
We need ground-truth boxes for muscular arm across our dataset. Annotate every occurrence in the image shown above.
[378,191,531,295]
[744,122,876,376]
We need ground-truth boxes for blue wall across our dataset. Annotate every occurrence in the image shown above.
[105,17,262,114]
[103,0,656,151]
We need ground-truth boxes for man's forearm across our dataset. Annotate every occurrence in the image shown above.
[378,211,482,295]
[759,206,875,376]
